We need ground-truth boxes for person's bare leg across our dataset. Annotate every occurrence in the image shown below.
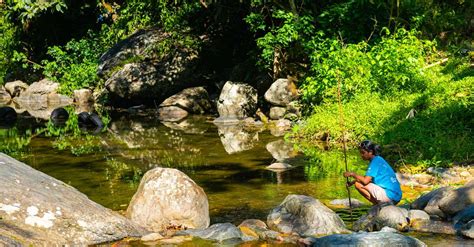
[354,182,378,205]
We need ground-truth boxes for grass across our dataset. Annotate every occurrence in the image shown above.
[291,57,473,169]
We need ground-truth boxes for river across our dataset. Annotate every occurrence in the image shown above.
[1,112,472,246]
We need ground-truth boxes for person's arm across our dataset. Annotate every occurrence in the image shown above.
[343,171,372,185]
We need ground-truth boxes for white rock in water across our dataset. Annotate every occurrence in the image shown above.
[266,162,292,170]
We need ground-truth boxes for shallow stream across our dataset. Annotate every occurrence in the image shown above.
[1,113,472,246]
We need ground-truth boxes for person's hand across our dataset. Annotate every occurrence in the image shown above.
[343,171,354,178]
[346,180,355,187]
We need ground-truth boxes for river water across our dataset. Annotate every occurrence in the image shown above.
[1,112,472,246]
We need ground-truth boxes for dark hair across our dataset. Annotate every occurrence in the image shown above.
[359,140,381,156]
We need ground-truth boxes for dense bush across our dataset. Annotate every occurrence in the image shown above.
[0,10,18,84]
[301,28,434,107]
[291,57,473,167]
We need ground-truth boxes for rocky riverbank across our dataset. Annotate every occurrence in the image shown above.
[1,152,472,246]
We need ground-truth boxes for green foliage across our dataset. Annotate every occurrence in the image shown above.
[291,57,473,167]
[299,148,366,180]
[302,28,434,107]
[0,10,18,84]
[41,36,103,95]
[7,0,67,23]
[245,9,316,70]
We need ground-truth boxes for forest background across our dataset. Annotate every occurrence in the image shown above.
[0,0,472,170]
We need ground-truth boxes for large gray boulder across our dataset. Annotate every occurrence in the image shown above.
[309,232,426,247]
[98,29,167,76]
[353,204,409,232]
[126,167,210,232]
[437,180,474,217]
[158,87,211,122]
[410,187,452,210]
[264,78,299,106]
[267,195,348,236]
[0,153,145,245]
[420,181,474,219]
[4,80,28,98]
[215,81,257,121]
[99,29,201,106]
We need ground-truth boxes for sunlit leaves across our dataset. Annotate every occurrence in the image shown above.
[7,0,67,23]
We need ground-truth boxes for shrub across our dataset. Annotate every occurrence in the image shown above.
[301,28,434,108]
[291,57,473,167]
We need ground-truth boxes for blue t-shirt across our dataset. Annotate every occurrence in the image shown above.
[365,156,402,202]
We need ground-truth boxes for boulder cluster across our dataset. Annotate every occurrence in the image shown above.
[0,79,94,121]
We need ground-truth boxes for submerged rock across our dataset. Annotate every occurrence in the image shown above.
[308,231,426,247]
[267,194,348,236]
[177,223,243,242]
[126,167,209,232]
[237,219,279,240]
[410,219,456,235]
[0,153,146,245]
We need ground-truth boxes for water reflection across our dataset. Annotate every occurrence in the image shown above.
[214,122,260,154]
[266,139,297,162]
[2,113,369,222]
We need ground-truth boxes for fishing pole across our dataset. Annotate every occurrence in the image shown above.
[336,71,353,222]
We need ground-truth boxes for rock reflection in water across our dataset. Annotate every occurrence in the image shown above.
[161,118,208,134]
[107,117,206,169]
[266,139,297,162]
[14,95,72,120]
[214,122,259,154]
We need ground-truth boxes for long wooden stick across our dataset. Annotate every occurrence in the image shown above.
[336,71,353,222]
